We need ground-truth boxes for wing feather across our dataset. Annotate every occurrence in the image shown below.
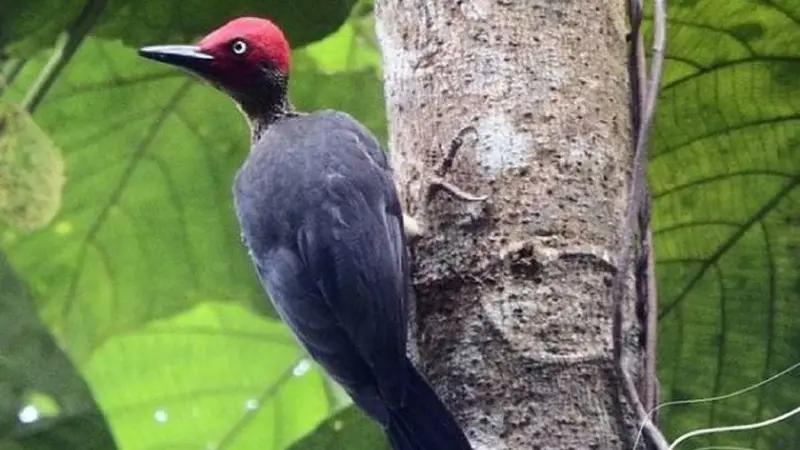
[240,112,410,410]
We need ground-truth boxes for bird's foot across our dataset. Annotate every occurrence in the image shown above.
[404,126,488,242]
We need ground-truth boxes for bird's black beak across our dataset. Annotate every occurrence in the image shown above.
[138,45,214,74]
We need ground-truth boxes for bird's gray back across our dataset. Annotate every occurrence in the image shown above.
[233,110,393,254]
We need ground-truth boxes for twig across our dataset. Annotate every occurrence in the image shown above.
[668,406,800,450]
[690,447,755,450]
[624,370,671,449]
[615,0,644,371]
[0,59,26,96]
[635,188,659,414]
[613,0,668,447]
[20,0,107,113]
[644,225,659,412]
[626,0,646,138]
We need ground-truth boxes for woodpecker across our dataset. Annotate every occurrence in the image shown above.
[138,17,473,450]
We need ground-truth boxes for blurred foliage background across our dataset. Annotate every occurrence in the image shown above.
[0,0,797,449]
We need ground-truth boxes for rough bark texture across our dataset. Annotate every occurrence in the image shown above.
[375,0,643,448]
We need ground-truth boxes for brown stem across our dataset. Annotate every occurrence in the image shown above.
[614,0,668,446]
[21,0,107,113]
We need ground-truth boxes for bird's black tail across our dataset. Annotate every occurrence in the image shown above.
[386,360,473,450]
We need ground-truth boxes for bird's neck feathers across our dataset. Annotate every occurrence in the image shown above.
[245,95,296,144]
[236,68,296,143]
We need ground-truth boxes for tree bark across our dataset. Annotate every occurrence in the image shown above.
[375,1,642,448]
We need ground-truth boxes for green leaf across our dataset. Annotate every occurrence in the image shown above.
[0,251,116,450]
[290,59,386,145]
[3,413,116,450]
[0,104,66,231]
[300,19,381,74]
[650,0,800,447]
[0,0,356,55]
[288,406,389,450]
[84,302,330,449]
[2,39,267,364]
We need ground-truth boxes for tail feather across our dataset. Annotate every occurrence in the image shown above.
[386,360,473,450]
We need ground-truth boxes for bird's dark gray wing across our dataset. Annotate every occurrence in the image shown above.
[253,202,408,416]
[306,171,409,391]
[255,246,376,389]
[247,117,410,411]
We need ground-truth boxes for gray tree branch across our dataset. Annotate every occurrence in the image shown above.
[614,0,669,447]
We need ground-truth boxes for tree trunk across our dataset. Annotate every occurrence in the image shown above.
[375,1,642,448]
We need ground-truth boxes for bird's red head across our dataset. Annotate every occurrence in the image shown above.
[138,16,291,116]
[197,17,290,75]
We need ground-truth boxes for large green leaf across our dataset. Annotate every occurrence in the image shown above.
[0,104,65,231]
[0,0,355,55]
[84,302,330,450]
[0,252,115,450]
[650,0,800,447]
[2,38,267,364]
[288,406,389,450]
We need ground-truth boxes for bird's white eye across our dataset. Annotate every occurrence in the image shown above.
[231,39,248,55]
